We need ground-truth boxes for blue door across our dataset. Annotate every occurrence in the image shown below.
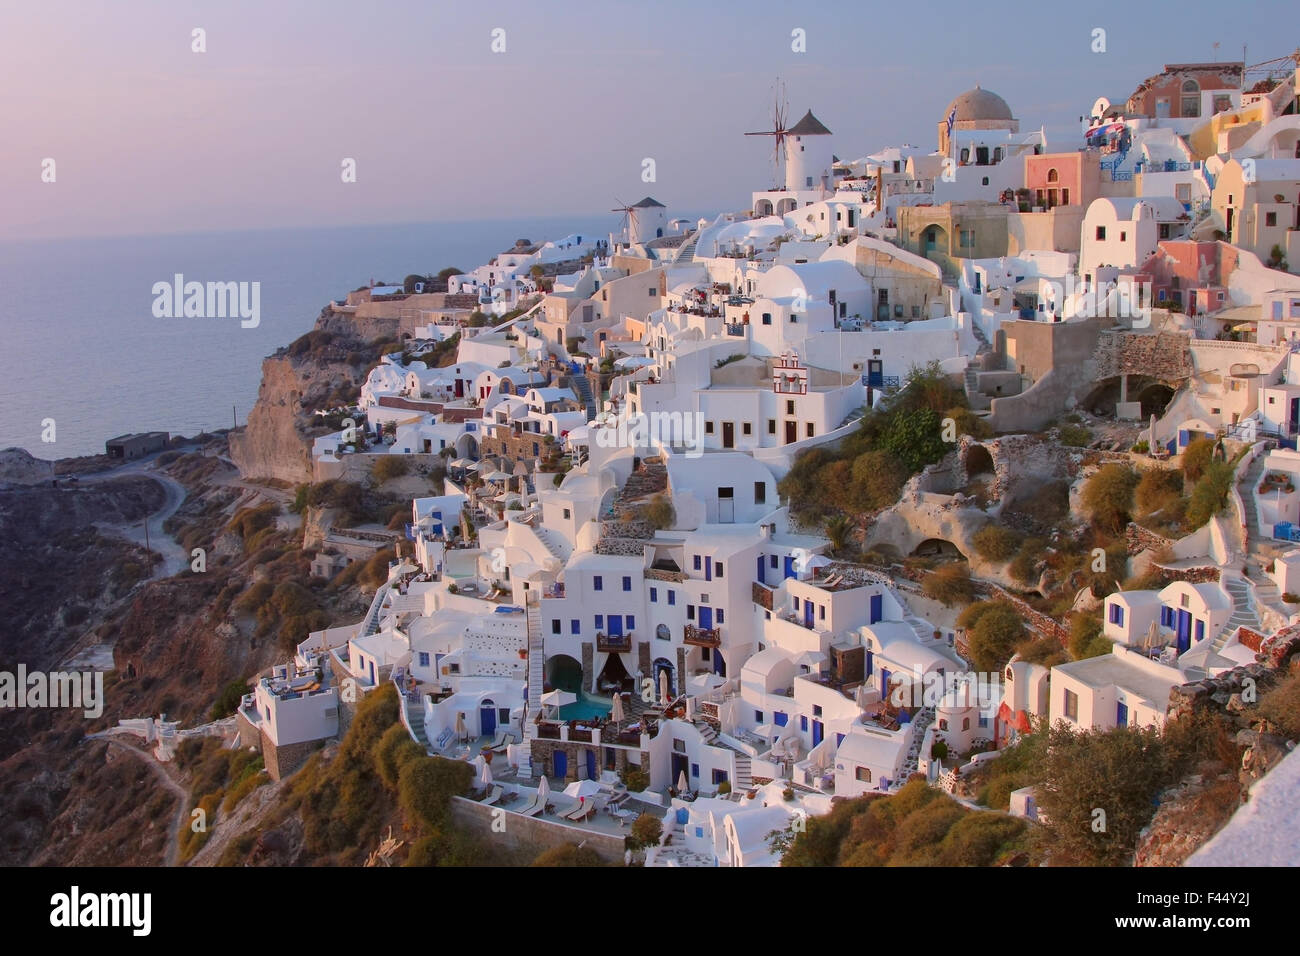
[608,614,623,636]
[870,594,883,624]
[757,555,766,585]
[1178,429,1190,447]
[804,601,815,628]
[699,606,713,630]
[865,650,874,677]
[812,720,824,747]
[704,559,712,581]
[713,651,726,677]
[585,749,597,781]
[1116,701,1128,727]
[480,702,497,737]
[784,556,796,579]
[1176,609,1192,653]
[553,750,568,778]
[881,668,891,699]
[671,753,689,788]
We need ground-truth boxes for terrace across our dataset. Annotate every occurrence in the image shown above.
[684,624,721,648]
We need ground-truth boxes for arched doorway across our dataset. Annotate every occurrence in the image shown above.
[545,654,582,694]
[653,657,676,699]
[479,697,497,737]
[963,444,994,479]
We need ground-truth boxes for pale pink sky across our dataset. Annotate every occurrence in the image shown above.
[0,0,1287,239]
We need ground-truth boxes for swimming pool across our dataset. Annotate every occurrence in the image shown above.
[557,691,612,722]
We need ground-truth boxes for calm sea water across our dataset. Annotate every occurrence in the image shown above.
[0,217,619,459]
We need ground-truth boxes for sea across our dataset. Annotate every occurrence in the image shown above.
[0,215,629,460]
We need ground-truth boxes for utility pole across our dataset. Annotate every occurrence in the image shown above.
[143,517,151,563]
[232,405,237,429]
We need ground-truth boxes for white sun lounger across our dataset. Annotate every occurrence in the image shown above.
[480,785,503,806]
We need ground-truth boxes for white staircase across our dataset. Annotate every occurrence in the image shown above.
[674,233,699,264]
[733,754,753,791]
[520,594,544,777]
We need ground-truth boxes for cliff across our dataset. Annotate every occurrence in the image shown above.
[229,308,385,484]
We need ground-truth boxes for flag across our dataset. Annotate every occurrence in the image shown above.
[945,105,958,139]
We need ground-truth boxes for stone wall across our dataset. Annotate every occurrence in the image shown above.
[1126,522,1175,556]
[449,796,627,862]
[261,729,324,781]
[1094,329,1192,382]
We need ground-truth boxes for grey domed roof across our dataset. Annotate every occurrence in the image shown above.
[944,85,1014,123]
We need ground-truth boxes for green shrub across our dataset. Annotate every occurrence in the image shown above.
[1186,461,1234,529]
[972,523,1022,562]
[922,563,974,607]
[1181,437,1216,483]
[372,456,410,483]
[628,813,663,849]
[1081,463,1139,533]
[962,601,1026,671]
[1058,424,1092,447]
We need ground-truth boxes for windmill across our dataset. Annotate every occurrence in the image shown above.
[611,199,639,246]
[745,79,790,187]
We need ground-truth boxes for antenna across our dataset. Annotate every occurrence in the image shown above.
[745,78,790,186]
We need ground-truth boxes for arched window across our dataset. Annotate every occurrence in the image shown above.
[962,717,970,731]
[1047,167,1059,183]
[1181,79,1201,117]
[959,148,970,165]
[1181,79,1199,92]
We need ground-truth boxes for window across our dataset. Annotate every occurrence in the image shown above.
[622,576,632,592]
[704,420,714,434]
[806,422,814,437]
[687,604,695,620]
[1047,168,1059,183]
[770,555,778,568]
[755,481,766,505]
[1120,231,1127,242]
[712,769,728,785]
[650,587,658,603]
[1266,212,1278,227]
[672,738,686,753]
[648,287,657,297]
[593,575,603,591]
[800,715,808,731]
[627,615,635,630]
[418,652,430,667]
[939,719,949,731]
[1064,689,1079,721]
[786,400,795,415]
[1095,226,1106,241]
[691,764,699,778]
[978,714,989,728]
[595,615,603,629]
[813,704,822,717]
[714,562,724,579]
[742,422,752,436]
[855,767,872,782]
[962,717,970,731]
[981,176,989,186]
[819,605,825,620]
[656,623,671,640]
[755,710,764,722]
[767,419,776,435]
[693,555,701,570]
[571,619,580,635]
[762,312,772,325]
[551,619,561,634]
[562,508,570,520]
[716,609,724,624]
[1109,603,1124,627]
[667,590,676,606]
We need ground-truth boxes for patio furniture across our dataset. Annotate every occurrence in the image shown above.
[480,785,503,806]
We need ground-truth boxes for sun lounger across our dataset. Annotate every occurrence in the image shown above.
[486,730,509,750]
[516,794,543,817]
[480,785,503,806]
[562,802,590,821]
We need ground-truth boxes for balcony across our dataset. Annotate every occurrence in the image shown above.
[684,624,721,648]
[596,632,632,653]
[646,567,685,583]
[752,581,774,611]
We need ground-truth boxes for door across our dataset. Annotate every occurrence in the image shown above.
[480,700,497,737]
[1195,619,1205,643]
[867,360,883,387]
[553,750,568,778]
[1116,701,1128,727]
[585,749,597,781]
[812,720,824,747]
[713,650,726,677]
[870,594,883,624]
[881,668,891,699]
[1290,397,1299,434]
[608,614,623,636]
[784,421,797,444]
[1176,609,1192,653]
[671,753,689,789]
[722,421,735,449]
[783,556,796,579]
[804,600,815,629]
[757,555,766,585]
[699,607,713,630]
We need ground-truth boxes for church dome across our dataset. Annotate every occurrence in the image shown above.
[944,85,1014,123]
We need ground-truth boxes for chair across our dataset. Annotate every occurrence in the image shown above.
[480,785,503,806]
[517,794,544,817]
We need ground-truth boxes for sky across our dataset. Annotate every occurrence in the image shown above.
[1,0,1293,240]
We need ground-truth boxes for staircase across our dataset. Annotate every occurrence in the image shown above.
[520,594,544,777]
[693,720,718,744]
[1215,576,1259,653]
[674,233,699,264]
[900,708,934,781]
[401,687,431,752]
[359,582,392,638]
[733,754,753,791]
[570,372,597,420]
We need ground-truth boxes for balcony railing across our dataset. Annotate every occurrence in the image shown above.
[752,581,774,611]
[684,624,721,648]
[596,632,632,653]
[646,567,686,583]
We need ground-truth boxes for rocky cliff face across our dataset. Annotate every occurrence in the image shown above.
[229,309,376,484]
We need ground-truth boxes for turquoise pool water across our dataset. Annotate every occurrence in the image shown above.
[557,691,612,722]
